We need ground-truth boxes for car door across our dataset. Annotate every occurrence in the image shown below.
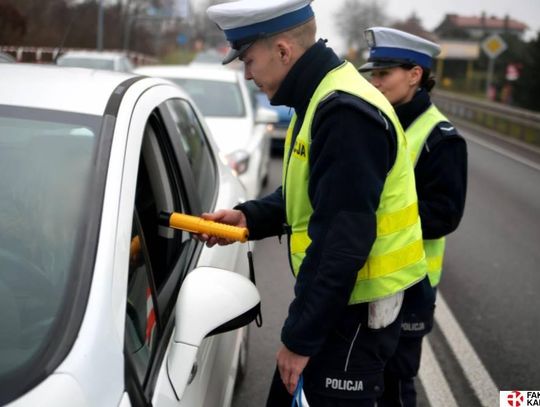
[161,98,250,407]
[119,85,249,407]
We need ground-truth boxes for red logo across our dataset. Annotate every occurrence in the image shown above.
[507,391,524,407]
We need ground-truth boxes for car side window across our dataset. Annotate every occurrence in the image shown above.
[125,214,158,385]
[121,58,134,72]
[165,99,217,211]
[135,112,188,290]
[125,108,199,390]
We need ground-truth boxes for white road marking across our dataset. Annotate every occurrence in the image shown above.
[434,294,499,407]
[419,337,459,407]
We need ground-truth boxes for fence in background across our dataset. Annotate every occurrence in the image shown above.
[433,89,540,147]
[0,46,157,66]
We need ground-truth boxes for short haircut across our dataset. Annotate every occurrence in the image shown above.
[263,18,317,51]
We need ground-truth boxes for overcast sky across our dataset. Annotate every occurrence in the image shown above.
[311,0,540,54]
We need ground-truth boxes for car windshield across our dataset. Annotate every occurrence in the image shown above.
[0,106,101,376]
[169,78,245,118]
[191,50,223,64]
[0,52,15,63]
[58,57,115,71]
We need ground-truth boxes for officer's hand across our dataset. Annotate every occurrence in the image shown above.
[276,345,310,395]
[198,209,247,247]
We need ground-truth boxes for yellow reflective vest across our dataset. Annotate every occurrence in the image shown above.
[406,104,449,287]
[282,61,426,304]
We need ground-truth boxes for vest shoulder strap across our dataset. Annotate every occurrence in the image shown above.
[426,121,462,151]
[314,90,394,133]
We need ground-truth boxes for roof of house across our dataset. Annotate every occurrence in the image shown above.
[440,14,528,31]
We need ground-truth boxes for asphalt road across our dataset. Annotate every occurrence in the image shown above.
[231,158,298,407]
[439,127,540,393]
[232,126,540,407]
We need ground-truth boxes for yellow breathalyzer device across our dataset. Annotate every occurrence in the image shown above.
[159,212,249,243]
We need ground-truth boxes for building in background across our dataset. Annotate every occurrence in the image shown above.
[431,13,528,94]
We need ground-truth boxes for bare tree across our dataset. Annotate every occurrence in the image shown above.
[0,0,27,43]
[189,0,228,48]
[1,0,72,47]
[334,0,388,52]
[0,0,154,54]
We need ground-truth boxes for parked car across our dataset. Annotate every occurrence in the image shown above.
[190,49,224,65]
[0,63,260,407]
[247,81,293,156]
[0,51,16,63]
[56,50,134,72]
[134,65,277,199]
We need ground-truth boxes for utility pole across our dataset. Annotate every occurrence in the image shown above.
[123,14,133,51]
[97,0,104,51]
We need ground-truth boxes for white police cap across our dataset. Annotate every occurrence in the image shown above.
[207,0,314,64]
[358,27,441,72]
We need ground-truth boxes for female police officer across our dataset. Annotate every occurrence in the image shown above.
[202,2,428,406]
[359,27,468,406]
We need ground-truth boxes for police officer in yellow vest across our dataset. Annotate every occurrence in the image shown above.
[203,2,427,406]
[359,27,468,406]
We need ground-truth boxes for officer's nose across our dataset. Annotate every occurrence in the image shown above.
[370,76,381,88]
[244,66,252,81]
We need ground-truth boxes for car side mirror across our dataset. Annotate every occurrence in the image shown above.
[166,267,260,400]
[255,106,279,124]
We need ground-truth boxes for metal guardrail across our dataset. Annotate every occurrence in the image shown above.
[432,89,540,147]
[0,46,158,66]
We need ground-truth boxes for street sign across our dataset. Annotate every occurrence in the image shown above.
[177,33,188,45]
[506,63,520,81]
[481,34,508,99]
[481,34,507,59]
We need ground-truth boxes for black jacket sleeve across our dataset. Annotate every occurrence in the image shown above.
[415,123,468,239]
[235,187,286,240]
[281,93,397,356]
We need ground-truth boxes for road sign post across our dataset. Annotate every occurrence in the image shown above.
[97,0,104,51]
[481,34,507,99]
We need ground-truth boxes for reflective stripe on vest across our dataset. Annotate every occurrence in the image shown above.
[424,238,445,286]
[406,104,448,287]
[283,61,426,304]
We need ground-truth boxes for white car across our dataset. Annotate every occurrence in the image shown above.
[134,65,277,199]
[57,51,134,72]
[0,51,15,63]
[0,64,260,407]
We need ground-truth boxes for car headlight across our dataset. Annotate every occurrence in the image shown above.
[226,150,250,175]
[266,123,275,134]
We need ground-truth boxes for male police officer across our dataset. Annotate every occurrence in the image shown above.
[359,27,468,406]
[203,2,427,406]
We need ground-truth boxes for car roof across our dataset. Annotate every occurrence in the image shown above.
[191,49,225,64]
[0,63,137,115]
[134,65,239,83]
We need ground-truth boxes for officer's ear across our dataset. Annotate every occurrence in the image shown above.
[409,66,423,87]
[274,40,293,65]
